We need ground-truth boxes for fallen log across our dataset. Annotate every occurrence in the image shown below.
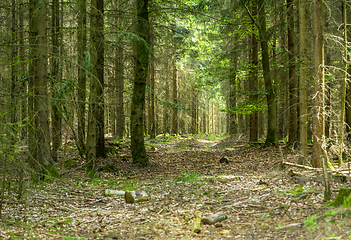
[104,189,125,196]
[201,212,227,225]
[125,190,148,204]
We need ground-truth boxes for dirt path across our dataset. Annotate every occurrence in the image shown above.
[0,137,350,239]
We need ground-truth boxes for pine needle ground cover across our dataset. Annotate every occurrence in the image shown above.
[0,136,350,239]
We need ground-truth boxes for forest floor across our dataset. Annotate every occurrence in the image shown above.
[1,135,351,239]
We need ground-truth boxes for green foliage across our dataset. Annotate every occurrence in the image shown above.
[303,215,319,232]
[156,97,190,111]
[175,169,198,183]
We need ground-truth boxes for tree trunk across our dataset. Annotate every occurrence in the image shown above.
[28,0,36,170]
[287,0,298,145]
[86,0,104,177]
[312,0,324,168]
[51,0,61,162]
[77,0,87,155]
[130,0,150,166]
[32,0,59,180]
[324,14,331,139]
[172,43,178,135]
[19,0,26,140]
[258,0,276,144]
[10,0,17,144]
[339,0,347,166]
[116,44,125,138]
[149,22,156,139]
[299,0,308,164]
[92,0,105,158]
[250,2,258,141]
[346,3,351,142]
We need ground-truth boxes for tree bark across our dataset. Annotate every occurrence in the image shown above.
[287,0,298,145]
[346,3,351,142]
[92,0,105,158]
[149,20,156,139]
[19,0,27,140]
[51,0,61,162]
[86,0,104,177]
[131,0,150,166]
[312,0,324,168]
[339,0,347,166]
[258,0,276,144]
[32,0,59,180]
[77,0,87,155]
[10,0,17,144]
[172,43,178,135]
[250,2,258,141]
[299,0,308,164]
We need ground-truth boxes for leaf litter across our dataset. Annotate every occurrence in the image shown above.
[1,136,351,239]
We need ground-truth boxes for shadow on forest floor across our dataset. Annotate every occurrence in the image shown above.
[1,135,351,239]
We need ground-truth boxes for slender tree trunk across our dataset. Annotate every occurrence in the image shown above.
[77,0,87,155]
[258,0,276,144]
[10,0,17,143]
[324,15,331,139]
[299,0,308,163]
[93,0,105,158]
[28,0,36,169]
[131,0,150,166]
[149,21,156,139]
[250,2,258,141]
[164,66,170,134]
[346,3,351,142]
[229,52,238,136]
[287,0,298,145]
[172,43,178,135]
[191,86,197,134]
[312,0,324,168]
[51,0,61,162]
[19,0,26,140]
[339,0,347,166]
[116,45,125,138]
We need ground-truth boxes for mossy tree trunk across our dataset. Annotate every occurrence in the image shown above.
[32,0,59,180]
[131,0,150,166]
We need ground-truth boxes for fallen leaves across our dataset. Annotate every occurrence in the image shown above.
[0,137,350,239]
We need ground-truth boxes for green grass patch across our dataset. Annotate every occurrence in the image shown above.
[175,170,199,183]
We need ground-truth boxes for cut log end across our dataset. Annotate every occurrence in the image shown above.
[125,190,149,204]
[193,211,202,233]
